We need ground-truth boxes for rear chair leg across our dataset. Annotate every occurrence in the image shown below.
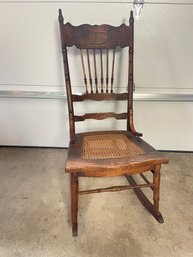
[71,173,79,237]
[125,165,164,223]
[153,164,161,211]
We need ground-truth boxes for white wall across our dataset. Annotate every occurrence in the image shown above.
[0,1,193,150]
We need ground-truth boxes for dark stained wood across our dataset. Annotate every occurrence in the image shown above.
[71,173,79,236]
[153,164,161,211]
[140,173,154,191]
[58,9,169,236]
[72,92,128,102]
[60,23,132,49]
[74,112,127,122]
[80,49,88,93]
[86,49,93,93]
[100,49,104,93]
[80,48,116,95]
[125,175,164,223]
[93,49,98,93]
[127,12,137,134]
[106,49,109,93]
[111,49,115,93]
[79,183,154,195]
[61,48,75,143]
[65,131,169,175]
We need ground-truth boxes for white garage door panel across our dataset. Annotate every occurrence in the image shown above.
[135,4,193,92]
[74,100,193,151]
[134,101,193,151]
[1,3,193,91]
[0,5,63,87]
[0,98,192,151]
[0,2,193,150]
[0,3,134,88]
[0,98,69,147]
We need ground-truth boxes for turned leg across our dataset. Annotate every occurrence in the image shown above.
[71,173,79,237]
[153,165,161,211]
[126,172,164,223]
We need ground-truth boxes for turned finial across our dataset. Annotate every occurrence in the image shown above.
[58,9,64,23]
[129,10,134,25]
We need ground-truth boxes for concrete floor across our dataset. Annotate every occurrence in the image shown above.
[0,148,193,257]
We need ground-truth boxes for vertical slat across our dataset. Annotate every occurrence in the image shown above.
[100,49,104,93]
[106,49,109,93]
[86,49,93,94]
[111,49,115,93]
[93,49,98,93]
[80,49,88,94]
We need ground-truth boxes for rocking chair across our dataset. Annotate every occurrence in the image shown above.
[58,9,169,236]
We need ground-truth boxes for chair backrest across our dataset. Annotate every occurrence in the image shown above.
[58,9,137,143]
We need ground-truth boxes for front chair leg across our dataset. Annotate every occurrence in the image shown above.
[71,173,79,237]
[153,164,161,211]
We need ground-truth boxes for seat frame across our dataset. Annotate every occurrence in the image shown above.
[58,9,169,236]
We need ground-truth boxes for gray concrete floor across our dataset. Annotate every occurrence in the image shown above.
[0,148,193,257]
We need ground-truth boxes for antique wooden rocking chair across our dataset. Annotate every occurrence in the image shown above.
[58,9,169,236]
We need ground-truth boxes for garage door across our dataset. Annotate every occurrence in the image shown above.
[0,1,193,150]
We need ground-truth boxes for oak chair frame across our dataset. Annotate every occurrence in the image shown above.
[58,9,169,236]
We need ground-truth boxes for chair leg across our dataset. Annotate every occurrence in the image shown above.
[125,171,164,223]
[153,164,161,211]
[71,173,79,237]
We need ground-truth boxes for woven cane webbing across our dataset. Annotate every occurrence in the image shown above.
[83,134,145,159]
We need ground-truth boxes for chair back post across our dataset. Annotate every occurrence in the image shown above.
[58,9,75,143]
[127,10,134,133]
